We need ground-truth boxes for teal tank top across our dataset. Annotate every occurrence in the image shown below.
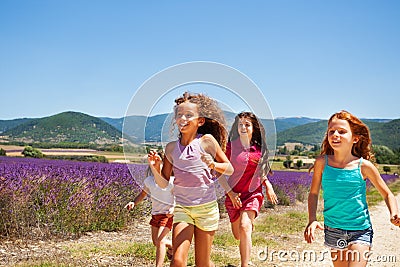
[321,155,371,230]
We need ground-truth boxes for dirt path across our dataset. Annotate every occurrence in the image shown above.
[1,195,399,267]
[254,194,400,267]
[367,193,400,267]
[0,218,154,267]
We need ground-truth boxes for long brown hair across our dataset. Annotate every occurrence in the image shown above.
[228,111,271,177]
[320,110,374,160]
[173,92,228,151]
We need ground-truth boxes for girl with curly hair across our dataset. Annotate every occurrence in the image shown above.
[148,92,234,267]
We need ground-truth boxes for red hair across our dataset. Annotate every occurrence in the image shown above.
[320,110,374,160]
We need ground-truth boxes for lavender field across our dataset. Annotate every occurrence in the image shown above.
[268,171,312,205]
[0,156,147,240]
[0,156,398,240]
[268,170,399,205]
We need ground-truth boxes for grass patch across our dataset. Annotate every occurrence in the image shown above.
[66,240,155,261]
[15,263,69,267]
[389,179,400,194]
[213,231,238,247]
[211,252,239,266]
[256,211,308,235]
[211,210,322,266]
[252,233,280,247]
[367,179,400,206]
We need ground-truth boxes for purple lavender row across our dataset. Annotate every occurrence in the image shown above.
[0,156,147,238]
[268,171,312,204]
[0,156,397,238]
[268,171,399,205]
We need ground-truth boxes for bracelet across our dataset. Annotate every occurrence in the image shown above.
[209,162,215,170]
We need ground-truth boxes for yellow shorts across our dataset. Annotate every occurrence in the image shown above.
[173,200,219,232]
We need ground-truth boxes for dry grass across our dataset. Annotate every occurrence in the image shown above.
[1,203,331,267]
[0,145,146,163]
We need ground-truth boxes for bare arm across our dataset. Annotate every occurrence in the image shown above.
[125,188,148,210]
[148,143,174,188]
[304,156,324,243]
[263,178,278,205]
[362,160,400,226]
[200,134,234,176]
[199,134,241,206]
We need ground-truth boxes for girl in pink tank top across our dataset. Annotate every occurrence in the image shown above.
[225,112,278,267]
[148,92,235,267]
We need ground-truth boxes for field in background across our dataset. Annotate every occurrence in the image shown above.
[0,145,147,163]
[2,144,399,177]
[1,154,399,266]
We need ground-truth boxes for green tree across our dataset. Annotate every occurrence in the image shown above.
[22,146,43,158]
[0,148,6,156]
[278,146,288,155]
[383,166,391,174]
[296,160,303,169]
[283,160,292,168]
[283,156,293,168]
[373,145,398,164]
[311,144,320,152]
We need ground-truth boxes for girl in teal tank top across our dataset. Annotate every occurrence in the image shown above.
[304,110,400,267]
[322,155,371,230]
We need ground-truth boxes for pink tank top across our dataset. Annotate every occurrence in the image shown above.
[171,134,217,206]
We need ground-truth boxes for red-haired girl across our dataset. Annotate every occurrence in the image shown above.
[304,110,400,267]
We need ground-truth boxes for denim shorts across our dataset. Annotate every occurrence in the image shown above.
[324,225,373,249]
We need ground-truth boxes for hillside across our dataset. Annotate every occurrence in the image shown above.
[104,113,318,134]
[274,117,320,132]
[277,119,400,150]
[1,112,122,146]
[276,120,328,145]
[1,112,398,150]
[0,118,33,133]
[121,113,279,143]
[123,115,153,142]
[369,119,400,149]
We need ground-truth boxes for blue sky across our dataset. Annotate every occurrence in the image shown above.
[1,0,399,120]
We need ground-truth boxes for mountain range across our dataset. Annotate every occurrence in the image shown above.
[0,112,122,147]
[0,111,398,150]
[276,119,399,149]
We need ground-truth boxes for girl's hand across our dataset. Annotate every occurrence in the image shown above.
[304,221,324,243]
[124,202,135,211]
[227,191,242,209]
[148,150,162,171]
[200,152,215,169]
[390,214,400,227]
[264,179,278,205]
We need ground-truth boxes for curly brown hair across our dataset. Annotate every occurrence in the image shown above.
[228,111,271,177]
[320,110,374,160]
[173,92,228,151]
